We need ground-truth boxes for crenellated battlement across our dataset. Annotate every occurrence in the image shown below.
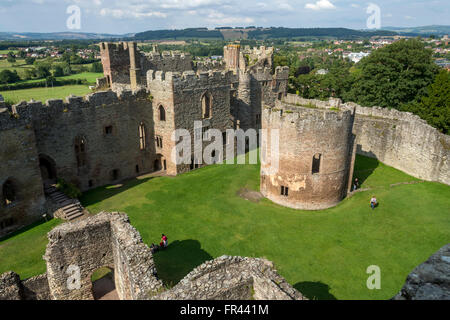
[147,69,233,90]
[268,98,354,123]
[0,89,149,132]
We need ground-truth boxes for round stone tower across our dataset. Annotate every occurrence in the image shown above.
[260,100,356,210]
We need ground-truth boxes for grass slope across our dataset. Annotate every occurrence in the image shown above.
[1,85,93,104]
[0,155,448,299]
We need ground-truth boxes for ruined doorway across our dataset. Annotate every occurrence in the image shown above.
[154,154,165,172]
[91,267,118,300]
[39,154,57,187]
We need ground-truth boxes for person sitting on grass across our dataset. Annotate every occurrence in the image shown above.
[159,234,168,248]
[370,196,378,210]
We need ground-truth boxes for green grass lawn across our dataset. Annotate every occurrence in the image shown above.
[0,155,449,300]
[1,85,94,104]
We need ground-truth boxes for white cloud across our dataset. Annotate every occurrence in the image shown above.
[305,0,336,10]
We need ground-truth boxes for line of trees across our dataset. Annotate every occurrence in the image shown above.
[282,39,449,134]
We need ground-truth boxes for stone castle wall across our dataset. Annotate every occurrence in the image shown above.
[14,90,156,192]
[43,212,163,300]
[0,106,47,237]
[283,94,450,185]
[261,99,356,210]
[0,271,51,300]
[153,255,305,300]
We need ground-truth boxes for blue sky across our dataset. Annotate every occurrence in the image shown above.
[0,0,448,34]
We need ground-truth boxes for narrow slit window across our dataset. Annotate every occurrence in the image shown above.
[312,153,322,174]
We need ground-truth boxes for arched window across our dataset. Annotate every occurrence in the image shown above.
[2,179,16,206]
[159,105,166,121]
[139,122,146,150]
[75,136,87,168]
[312,153,322,174]
[201,92,212,119]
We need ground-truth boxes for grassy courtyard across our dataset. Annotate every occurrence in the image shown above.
[1,85,94,104]
[0,155,449,300]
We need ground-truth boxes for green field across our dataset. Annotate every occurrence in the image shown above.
[1,154,448,300]
[1,85,94,104]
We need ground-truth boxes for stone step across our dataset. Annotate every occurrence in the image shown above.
[61,204,78,211]
[66,212,84,221]
[64,208,82,216]
[58,200,73,207]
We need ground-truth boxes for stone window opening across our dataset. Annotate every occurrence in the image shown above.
[136,165,140,173]
[75,136,87,168]
[201,92,212,119]
[155,136,163,149]
[222,132,227,146]
[139,122,146,150]
[159,105,166,121]
[105,126,113,135]
[111,169,120,181]
[280,186,289,197]
[2,179,16,206]
[202,126,210,140]
[312,153,322,174]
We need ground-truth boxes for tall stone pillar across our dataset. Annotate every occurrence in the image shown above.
[128,42,140,90]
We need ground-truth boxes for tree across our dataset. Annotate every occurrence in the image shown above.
[53,65,64,77]
[0,70,20,84]
[401,70,450,134]
[25,57,35,65]
[344,39,439,109]
[90,61,103,73]
[7,51,16,63]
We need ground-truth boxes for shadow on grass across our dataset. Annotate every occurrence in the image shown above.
[294,281,337,300]
[80,176,155,207]
[0,217,49,242]
[352,152,380,188]
[153,239,213,288]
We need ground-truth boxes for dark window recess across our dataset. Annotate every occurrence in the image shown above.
[159,106,166,121]
[312,153,322,174]
[3,180,16,206]
[112,169,119,181]
[105,126,113,134]
[136,165,140,173]
[88,180,93,188]
[281,186,289,197]
[222,132,227,145]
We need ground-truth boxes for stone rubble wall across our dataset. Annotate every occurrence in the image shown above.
[0,272,50,300]
[394,244,450,300]
[282,94,450,185]
[43,212,163,300]
[152,255,305,300]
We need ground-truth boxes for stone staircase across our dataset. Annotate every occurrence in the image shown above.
[44,184,85,221]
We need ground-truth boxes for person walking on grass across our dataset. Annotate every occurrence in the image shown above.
[370,196,378,210]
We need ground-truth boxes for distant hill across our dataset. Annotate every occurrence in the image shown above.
[133,27,398,40]
[2,25,448,42]
[0,32,132,41]
[382,25,450,36]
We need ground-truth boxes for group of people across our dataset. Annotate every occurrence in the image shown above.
[150,234,168,254]
[353,177,378,210]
